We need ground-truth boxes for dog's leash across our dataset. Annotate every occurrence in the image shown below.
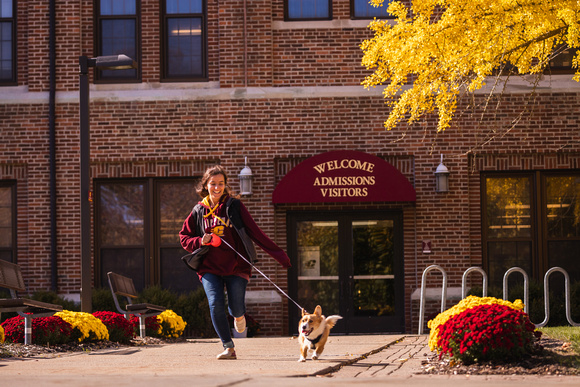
[216,235,304,311]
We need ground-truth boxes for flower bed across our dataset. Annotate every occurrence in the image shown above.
[1,315,74,345]
[0,309,186,345]
[428,295,541,364]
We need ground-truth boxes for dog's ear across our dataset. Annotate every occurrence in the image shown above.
[301,308,308,316]
[314,305,322,316]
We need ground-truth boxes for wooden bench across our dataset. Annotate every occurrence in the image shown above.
[107,271,166,338]
[0,259,63,345]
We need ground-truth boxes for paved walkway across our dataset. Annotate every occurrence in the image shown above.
[1,334,578,386]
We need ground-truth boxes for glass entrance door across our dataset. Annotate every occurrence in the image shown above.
[288,211,404,334]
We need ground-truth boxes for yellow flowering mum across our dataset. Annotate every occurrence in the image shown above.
[55,310,109,342]
[427,296,524,351]
[0,324,4,343]
[157,309,187,338]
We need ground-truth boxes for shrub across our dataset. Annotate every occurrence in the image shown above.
[92,287,119,313]
[436,303,540,364]
[137,285,178,309]
[1,315,74,345]
[129,315,161,338]
[31,291,79,312]
[55,310,109,342]
[93,311,134,344]
[427,295,524,351]
[173,288,215,338]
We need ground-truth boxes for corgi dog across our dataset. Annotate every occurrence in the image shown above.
[298,305,342,362]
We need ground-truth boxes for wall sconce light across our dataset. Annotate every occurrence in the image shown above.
[239,157,253,196]
[435,154,450,193]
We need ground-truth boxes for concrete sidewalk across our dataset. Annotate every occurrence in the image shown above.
[1,334,578,386]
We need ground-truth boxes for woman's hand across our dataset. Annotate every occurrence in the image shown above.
[201,233,212,245]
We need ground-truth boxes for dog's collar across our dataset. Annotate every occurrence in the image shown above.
[307,333,323,345]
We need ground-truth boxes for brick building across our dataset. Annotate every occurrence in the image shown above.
[1,1,579,335]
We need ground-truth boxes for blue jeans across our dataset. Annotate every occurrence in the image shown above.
[201,273,248,349]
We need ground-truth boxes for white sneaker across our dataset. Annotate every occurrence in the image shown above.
[234,316,246,333]
[216,348,236,360]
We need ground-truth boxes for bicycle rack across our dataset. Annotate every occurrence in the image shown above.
[461,267,487,299]
[502,267,529,314]
[535,267,580,328]
[418,265,579,334]
[418,264,447,335]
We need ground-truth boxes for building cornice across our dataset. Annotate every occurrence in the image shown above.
[1,75,580,104]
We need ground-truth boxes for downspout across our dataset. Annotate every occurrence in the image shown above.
[49,0,58,291]
[412,155,417,332]
[243,0,247,87]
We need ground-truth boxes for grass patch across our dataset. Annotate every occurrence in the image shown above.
[540,326,580,354]
[539,326,580,370]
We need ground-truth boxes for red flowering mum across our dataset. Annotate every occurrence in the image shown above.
[2,316,25,343]
[436,303,540,364]
[1,315,74,345]
[129,315,161,338]
[93,311,134,343]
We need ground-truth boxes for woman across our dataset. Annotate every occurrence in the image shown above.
[179,165,291,359]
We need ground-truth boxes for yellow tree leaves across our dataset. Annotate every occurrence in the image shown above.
[361,0,580,132]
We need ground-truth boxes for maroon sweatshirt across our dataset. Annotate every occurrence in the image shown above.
[179,195,291,280]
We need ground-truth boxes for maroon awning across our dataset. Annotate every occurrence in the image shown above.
[272,150,416,204]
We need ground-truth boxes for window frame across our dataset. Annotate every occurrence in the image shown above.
[285,0,333,22]
[94,0,141,83]
[160,0,208,82]
[0,0,16,85]
[0,180,16,263]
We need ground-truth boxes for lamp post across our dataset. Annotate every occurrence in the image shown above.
[79,54,137,313]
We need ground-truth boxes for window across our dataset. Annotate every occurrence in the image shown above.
[95,179,199,293]
[95,0,140,82]
[0,181,16,262]
[482,172,580,288]
[548,46,578,74]
[0,0,15,84]
[162,0,206,80]
[286,0,331,21]
[352,0,392,19]
[483,175,533,287]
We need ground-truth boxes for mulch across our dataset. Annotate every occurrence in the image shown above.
[421,337,580,376]
[0,336,183,359]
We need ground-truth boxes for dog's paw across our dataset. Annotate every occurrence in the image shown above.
[312,354,319,360]
[298,356,306,362]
